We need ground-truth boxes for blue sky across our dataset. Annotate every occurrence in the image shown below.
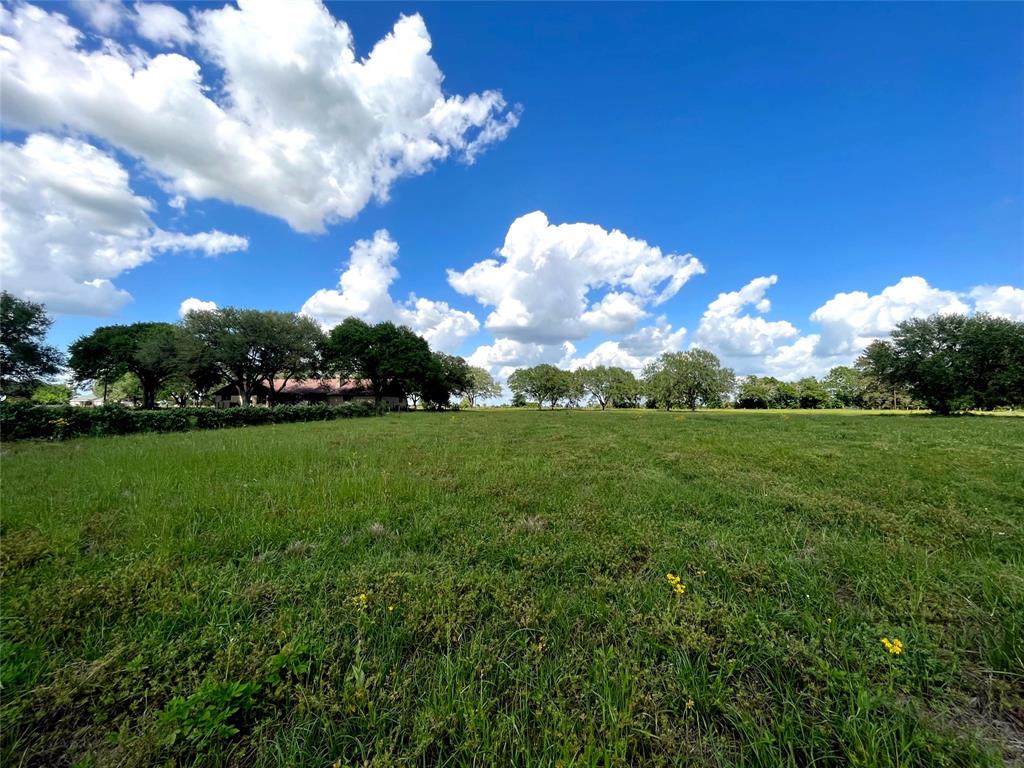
[2,0,1022,381]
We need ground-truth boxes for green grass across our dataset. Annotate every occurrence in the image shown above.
[1,410,1022,767]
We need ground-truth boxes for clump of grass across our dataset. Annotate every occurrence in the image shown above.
[517,515,548,534]
[367,521,388,539]
[283,539,314,557]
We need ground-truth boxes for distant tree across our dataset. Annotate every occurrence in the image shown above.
[959,314,1024,410]
[795,377,828,409]
[419,352,473,409]
[323,318,432,407]
[180,308,321,406]
[0,292,64,398]
[30,382,72,405]
[858,313,1024,414]
[463,366,501,407]
[564,369,586,408]
[578,366,639,410]
[93,373,143,407]
[254,313,323,404]
[508,364,570,409]
[642,350,735,411]
[735,376,798,409]
[735,376,771,409]
[510,391,528,408]
[823,366,863,408]
[68,323,178,409]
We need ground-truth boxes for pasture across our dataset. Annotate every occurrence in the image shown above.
[1,411,1022,767]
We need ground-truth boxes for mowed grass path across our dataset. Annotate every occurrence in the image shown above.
[2,411,1022,767]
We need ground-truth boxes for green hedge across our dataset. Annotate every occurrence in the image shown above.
[0,402,378,441]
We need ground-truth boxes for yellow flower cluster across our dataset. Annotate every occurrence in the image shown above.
[880,637,903,655]
[351,592,368,609]
[666,573,686,596]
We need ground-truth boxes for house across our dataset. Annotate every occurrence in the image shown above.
[211,378,406,409]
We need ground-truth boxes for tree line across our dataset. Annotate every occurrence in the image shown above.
[2,290,1021,413]
[508,314,1023,413]
[0,292,501,410]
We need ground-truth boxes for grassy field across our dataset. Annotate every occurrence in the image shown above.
[1,410,1022,767]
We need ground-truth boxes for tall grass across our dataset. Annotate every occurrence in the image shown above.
[1,411,1021,766]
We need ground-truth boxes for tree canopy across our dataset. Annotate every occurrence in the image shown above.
[0,291,64,398]
[322,318,433,407]
[578,366,639,410]
[857,313,1024,414]
[642,350,735,411]
[68,322,179,409]
[507,364,571,409]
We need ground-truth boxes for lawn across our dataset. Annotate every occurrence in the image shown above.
[1,410,1022,767]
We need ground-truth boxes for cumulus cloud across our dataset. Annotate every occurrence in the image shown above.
[72,0,126,33]
[810,276,969,357]
[699,275,1015,380]
[969,285,1024,321]
[300,230,479,352]
[0,0,518,232]
[466,338,576,381]
[565,318,688,373]
[0,134,247,315]
[134,2,193,46]
[692,276,799,359]
[178,297,218,317]
[448,211,704,343]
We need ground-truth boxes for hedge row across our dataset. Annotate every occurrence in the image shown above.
[0,401,378,441]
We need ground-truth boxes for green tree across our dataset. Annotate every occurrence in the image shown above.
[180,308,321,406]
[0,292,64,398]
[823,366,863,408]
[463,366,502,407]
[323,318,432,408]
[795,377,828,409]
[578,366,639,410]
[93,373,143,407]
[255,313,323,404]
[859,313,1024,414]
[507,364,570,409]
[68,323,178,409]
[419,353,473,410]
[642,350,735,411]
[30,382,72,405]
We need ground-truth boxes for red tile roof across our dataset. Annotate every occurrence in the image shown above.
[271,378,373,395]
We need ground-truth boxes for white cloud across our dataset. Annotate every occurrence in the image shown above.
[0,134,247,316]
[810,276,969,357]
[300,229,479,352]
[692,275,799,358]
[73,0,126,33]
[134,2,193,46]
[706,275,1009,380]
[465,338,562,381]
[969,285,1024,321]
[178,297,218,317]
[566,318,688,373]
[448,211,704,343]
[0,0,517,233]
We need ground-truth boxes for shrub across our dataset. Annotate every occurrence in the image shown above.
[0,401,377,442]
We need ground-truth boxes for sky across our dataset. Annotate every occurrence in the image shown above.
[2,0,1022,386]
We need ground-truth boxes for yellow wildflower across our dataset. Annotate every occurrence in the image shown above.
[880,637,903,655]
[666,573,686,595]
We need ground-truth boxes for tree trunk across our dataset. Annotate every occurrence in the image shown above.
[142,378,157,409]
